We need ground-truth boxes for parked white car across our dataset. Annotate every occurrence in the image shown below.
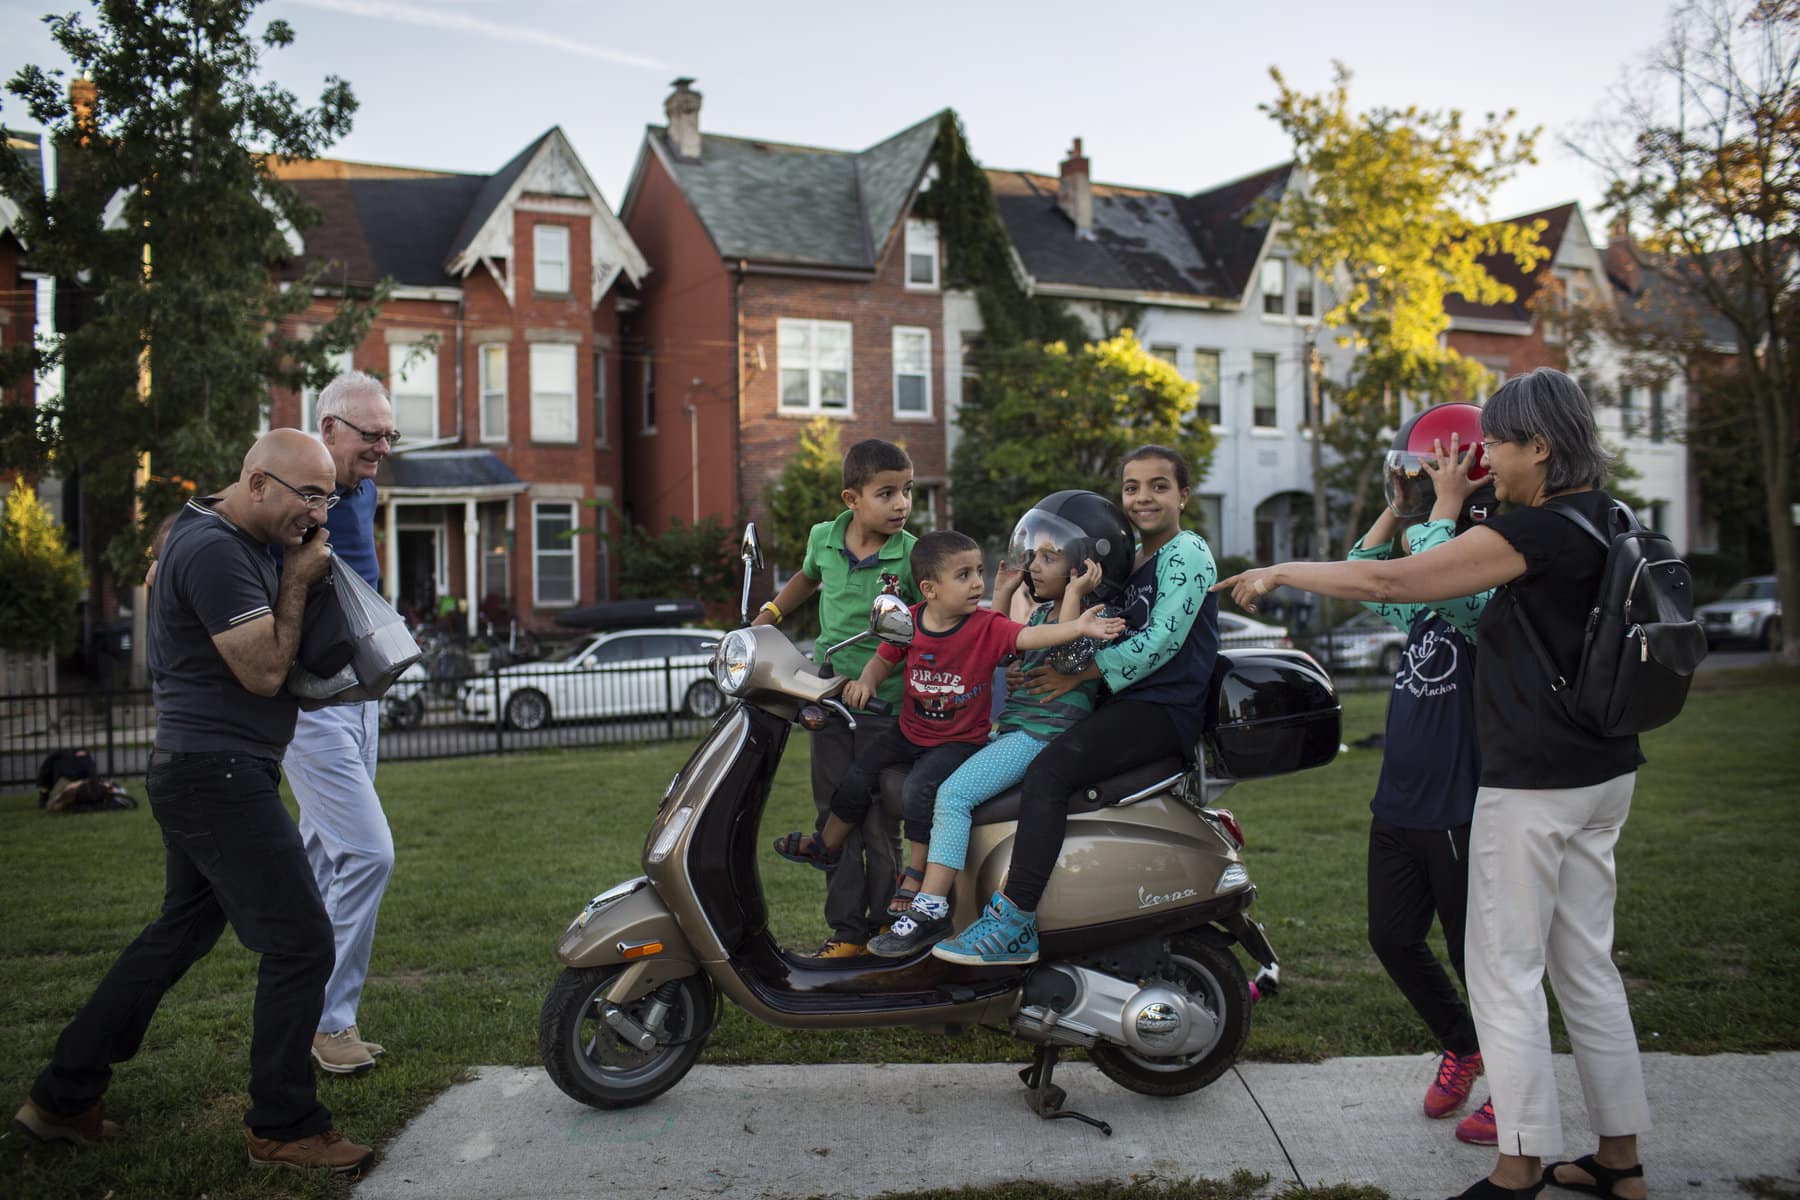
[1218,611,1294,650]
[1696,575,1781,651]
[460,628,724,731]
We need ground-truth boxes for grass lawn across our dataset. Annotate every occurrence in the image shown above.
[2,668,1795,1199]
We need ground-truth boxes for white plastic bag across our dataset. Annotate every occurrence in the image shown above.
[287,553,422,708]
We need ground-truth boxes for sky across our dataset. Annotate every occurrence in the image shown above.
[0,0,1668,235]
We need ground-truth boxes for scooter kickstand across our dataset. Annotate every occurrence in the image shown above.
[1018,1046,1112,1136]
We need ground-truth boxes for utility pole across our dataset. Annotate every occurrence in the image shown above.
[1307,342,1332,653]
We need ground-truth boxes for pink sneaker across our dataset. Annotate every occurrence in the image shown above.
[1455,1097,1497,1145]
[1424,1049,1483,1118]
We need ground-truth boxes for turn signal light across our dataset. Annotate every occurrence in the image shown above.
[799,704,828,731]
[618,940,664,960]
[1209,807,1245,848]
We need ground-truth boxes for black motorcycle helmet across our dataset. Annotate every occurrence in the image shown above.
[1007,490,1134,604]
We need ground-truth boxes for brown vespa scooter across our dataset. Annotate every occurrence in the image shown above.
[539,525,1340,1132]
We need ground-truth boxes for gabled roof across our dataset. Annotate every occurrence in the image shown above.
[1,129,44,248]
[275,128,647,294]
[632,113,942,271]
[1443,202,1578,325]
[1610,242,1774,352]
[986,161,1293,304]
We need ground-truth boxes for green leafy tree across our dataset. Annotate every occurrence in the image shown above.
[0,483,86,654]
[1263,64,1548,552]
[597,507,741,609]
[1569,0,1799,661]
[0,0,383,583]
[761,417,842,573]
[950,331,1217,543]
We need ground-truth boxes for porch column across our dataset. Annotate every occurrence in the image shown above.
[383,497,400,605]
[463,496,479,638]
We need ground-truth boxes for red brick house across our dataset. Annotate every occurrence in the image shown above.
[617,81,951,558]
[1,130,43,460]
[270,128,648,632]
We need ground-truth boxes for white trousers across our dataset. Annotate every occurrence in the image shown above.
[285,700,393,1034]
[1465,773,1651,1158]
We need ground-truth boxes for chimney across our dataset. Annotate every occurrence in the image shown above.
[1057,137,1093,239]
[665,77,702,161]
[69,76,98,145]
[1604,216,1639,294]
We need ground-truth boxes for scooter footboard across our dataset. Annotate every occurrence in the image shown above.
[556,881,699,980]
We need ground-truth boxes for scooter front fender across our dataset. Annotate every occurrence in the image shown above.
[555,878,699,984]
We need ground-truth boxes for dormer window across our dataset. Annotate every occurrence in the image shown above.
[534,224,570,294]
[905,219,939,290]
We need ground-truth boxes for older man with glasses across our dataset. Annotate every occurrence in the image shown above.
[283,369,403,1077]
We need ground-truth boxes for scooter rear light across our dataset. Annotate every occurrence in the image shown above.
[1209,807,1245,849]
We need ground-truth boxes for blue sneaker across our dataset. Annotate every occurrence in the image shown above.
[931,891,1039,965]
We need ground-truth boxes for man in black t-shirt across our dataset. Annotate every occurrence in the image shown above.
[14,430,375,1176]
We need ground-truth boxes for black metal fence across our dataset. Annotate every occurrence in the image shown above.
[1,658,723,790]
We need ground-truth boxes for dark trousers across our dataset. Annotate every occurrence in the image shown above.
[825,722,980,848]
[1004,700,1186,913]
[31,751,336,1141]
[1367,815,1479,1057]
[810,717,900,944]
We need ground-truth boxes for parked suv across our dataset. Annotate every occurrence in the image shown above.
[1696,575,1781,650]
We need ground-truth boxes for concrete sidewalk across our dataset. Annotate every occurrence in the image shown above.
[355,1053,1799,1200]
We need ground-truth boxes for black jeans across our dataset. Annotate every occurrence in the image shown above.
[809,717,900,944]
[1004,700,1187,913]
[826,723,980,847]
[1367,816,1479,1057]
[31,751,336,1141]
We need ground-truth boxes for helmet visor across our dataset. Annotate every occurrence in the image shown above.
[1006,509,1090,593]
[1383,450,1437,519]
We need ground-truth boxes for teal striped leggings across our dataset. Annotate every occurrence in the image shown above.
[927,731,1047,871]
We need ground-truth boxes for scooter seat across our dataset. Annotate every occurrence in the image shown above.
[878,755,1188,827]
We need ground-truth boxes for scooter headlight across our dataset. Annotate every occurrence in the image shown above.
[714,628,756,695]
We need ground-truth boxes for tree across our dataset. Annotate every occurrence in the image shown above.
[761,417,843,573]
[1568,0,1800,662]
[598,506,742,610]
[0,0,382,583]
[1263,64,1549,552]
[950,331,1217,543]
[0,483,86,655]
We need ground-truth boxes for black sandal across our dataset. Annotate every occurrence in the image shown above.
[1542,1154,1644,1198]
[771,831,840,871]
[1448,1179,1545,1199]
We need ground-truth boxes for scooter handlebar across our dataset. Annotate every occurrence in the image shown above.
[864,697,892,717]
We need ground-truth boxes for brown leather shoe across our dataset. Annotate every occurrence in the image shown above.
[13,1098,119,1145]
[245,1127,373,1174]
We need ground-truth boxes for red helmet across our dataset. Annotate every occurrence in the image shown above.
[1383,402,1494,522]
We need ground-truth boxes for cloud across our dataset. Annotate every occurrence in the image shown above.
[286,0,670,71]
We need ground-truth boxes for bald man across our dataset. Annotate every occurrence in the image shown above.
[14,430,375,1175]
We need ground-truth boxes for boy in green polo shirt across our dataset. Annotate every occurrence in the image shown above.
[752,439,918,957]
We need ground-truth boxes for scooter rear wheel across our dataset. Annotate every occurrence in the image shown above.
[539,965,716,1109]
[1087,935,1251,1097]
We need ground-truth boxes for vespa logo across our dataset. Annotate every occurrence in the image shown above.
[1138,883,1198,910]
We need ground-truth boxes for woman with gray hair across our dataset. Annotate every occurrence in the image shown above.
[1217,368,1650,1200]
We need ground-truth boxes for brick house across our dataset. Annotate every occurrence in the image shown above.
[617,80,951,558]
[1,129,43,463]
[270,128,648,632]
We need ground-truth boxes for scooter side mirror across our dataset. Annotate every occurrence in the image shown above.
[870,592,914,647]
[737,523,764,626]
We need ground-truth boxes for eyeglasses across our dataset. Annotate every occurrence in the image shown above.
[1478,438,1507,452]
[263,471,339,512]
[330,414,403,446]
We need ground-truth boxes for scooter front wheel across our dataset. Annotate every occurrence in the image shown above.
[539,965,716,1109]
[1087,935,1251,1097]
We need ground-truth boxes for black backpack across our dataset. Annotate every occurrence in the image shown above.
[1511,499,1708,738]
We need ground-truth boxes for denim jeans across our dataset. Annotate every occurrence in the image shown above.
[31,750,335,1141]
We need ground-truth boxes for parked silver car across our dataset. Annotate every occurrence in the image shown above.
[460,627,724,731]
[1218,611,1294,650]
[1696,575,1781,650]
[1312,610,1409,676]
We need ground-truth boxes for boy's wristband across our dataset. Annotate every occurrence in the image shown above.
[759,600,782,622]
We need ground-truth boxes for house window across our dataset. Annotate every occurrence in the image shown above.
[530,343,578,444]
[1194,350,1222,427]
[1149,343,1179,365]
[479,343,507,442]
[778,318,852,414]
[1252,353,1279,429]
[301,350,353,432]
[1648,499,1668,533]
[905,219,939,289]
[1294,265,1316,319]
[1620,385,1637,437]
[533,501,578,607]
[1261,259,1287,316]
[1197,494,1225,552]
[592,347,608,445]
[534,224,570,294]
[388,342,438,439]
[641,349,656,432]
[480,505,510,602]
[893,326,931,417]
[1649,387,1666,443]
